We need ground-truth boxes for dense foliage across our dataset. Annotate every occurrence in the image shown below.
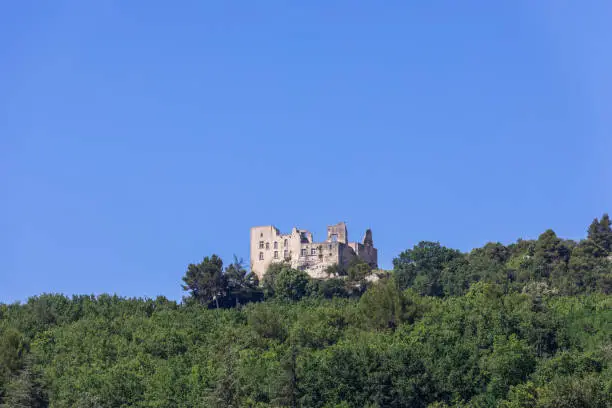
[1,215,611,407]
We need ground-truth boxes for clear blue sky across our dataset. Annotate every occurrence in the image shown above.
[1,1,610,303]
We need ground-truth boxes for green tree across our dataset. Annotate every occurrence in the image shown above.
[485,334,536,399]
[532,230,571,283]
[182,255,225,307]
[274,267,310,301]
[393,241,462,296]
[346,259,372,282]
[537,375,610,408]
[0,361,44,408]
[588,213,612,254]
[223,256,261,307]
[261,261,291,298]
[358,279,406,330]
[0,328,27,377]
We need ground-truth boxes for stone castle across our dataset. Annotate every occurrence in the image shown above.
[250,222,377,279]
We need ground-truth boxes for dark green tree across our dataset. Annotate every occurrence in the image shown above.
[0,360,45,408]
[346,258,372,282]
[358,279,407,330]
[532,230,571,283]
[182,255,225,307]
[223,256,261,307]
[393,241,462,296]
[588,213,612,254]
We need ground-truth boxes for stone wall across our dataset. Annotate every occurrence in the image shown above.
[250,222,378,279]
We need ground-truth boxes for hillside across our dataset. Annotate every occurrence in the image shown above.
[0,215,610,407]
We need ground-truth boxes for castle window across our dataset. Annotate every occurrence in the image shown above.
[259,252,264,260]
[274,241,278,249]
[301,248,307,257]
[329,244,332,250]
[284,239,288,247]
[274,251,278,259]
[311,248,316,255]
[284,250,289,258]
[331,234,338,243]
[266,242,270,250]
[259,241,264,249]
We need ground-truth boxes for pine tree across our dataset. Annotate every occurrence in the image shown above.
[587,213,612,254]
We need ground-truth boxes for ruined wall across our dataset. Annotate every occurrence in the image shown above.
[348,242,378,267]
[326,222,348,244]
[291,241,342,279]
[251,223,378,279]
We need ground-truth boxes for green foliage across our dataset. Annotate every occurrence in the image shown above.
[358,278,405,330]
[1,287,610,407]
[0,214,610,407]
[307,278,350,299]
[393,214,612,297]
[588,213,612,254]
[182,255,262,308]
[485,334,535,399]
[182,255,225,307]
[393,241,462,296]
[345,259,372,282]
[0,364,44,408]
[274,268,310,301]
[262,263,310,301]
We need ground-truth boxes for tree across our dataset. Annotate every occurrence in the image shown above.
[566,240,611,294]
[0,360,45,408]
[182,255,225,307]
[346,259,372,282]
[261,261,291,298]
[531,230,571,283]
[537,375,609,408]
[393,241,463,296]
[223,256,261,307]
[358,279,405,330]
[485,335,536,399]
[588,213,612,254]
[273,267,310,301]
[0,328,27,376]
[272,344,298,408]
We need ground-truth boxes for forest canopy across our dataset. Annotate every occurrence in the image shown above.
[0,214,611,407]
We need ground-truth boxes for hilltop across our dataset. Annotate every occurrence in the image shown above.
[0,214,610,407]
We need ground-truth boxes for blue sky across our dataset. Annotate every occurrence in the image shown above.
[1,1,610,303]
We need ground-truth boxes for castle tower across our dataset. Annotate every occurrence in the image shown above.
[326,222,348,244]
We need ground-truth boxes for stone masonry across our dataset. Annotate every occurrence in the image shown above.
[250,222,378,279]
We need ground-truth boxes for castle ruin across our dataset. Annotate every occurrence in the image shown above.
[250,222,378,279]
